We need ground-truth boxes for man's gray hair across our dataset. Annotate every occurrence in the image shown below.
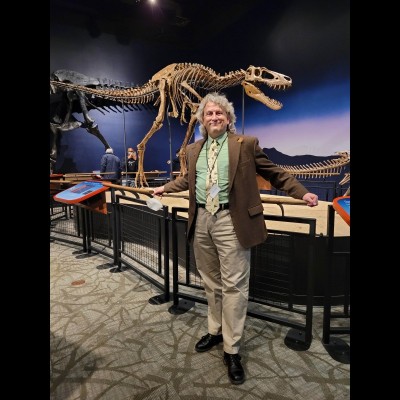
[195,92,237,138]
[106,148,114,154]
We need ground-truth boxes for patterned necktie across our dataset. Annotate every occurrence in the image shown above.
[206,139,219,214]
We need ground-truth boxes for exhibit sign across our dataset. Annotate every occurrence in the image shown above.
[54,181,108,214]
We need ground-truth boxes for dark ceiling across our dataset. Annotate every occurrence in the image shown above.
[50,0,269,47]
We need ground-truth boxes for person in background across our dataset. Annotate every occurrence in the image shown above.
[121,147,138,187]
[152,92,318,385]
[100,148,121,184]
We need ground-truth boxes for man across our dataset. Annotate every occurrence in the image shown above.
[121,147,138,187]
[152,92,318,385]
[100,148,121,184]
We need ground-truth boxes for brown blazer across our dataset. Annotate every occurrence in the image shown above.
[163,133,309,249]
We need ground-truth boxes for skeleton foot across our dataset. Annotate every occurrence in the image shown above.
[135,173,149,188]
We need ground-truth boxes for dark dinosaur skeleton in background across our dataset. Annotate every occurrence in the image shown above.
[50,63,292,186]
[50,69,155,172]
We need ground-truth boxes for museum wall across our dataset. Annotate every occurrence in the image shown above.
[50,0,350,175]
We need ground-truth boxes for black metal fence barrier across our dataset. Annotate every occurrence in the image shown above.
[50,200,82,247]
[322,204,350,363]
[50,189,350,353]
[50,188,172,304]
[113,193,171,304]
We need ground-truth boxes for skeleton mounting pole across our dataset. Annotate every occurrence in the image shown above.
[166,102,173,182]
[242,86,245,135]
[122,100,128,185]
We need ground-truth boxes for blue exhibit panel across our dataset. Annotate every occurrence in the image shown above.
[332,196,350,226]
[54,181,108,204]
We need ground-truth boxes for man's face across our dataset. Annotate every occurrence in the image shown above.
[203,102,230,138]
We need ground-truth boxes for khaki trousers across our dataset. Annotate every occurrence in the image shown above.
[193,207,250,354]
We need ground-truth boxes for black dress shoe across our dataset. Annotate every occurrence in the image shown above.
[195,333,223,352]
[223,352,245,384]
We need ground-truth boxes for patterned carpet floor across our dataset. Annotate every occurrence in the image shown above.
[50,240,350,400]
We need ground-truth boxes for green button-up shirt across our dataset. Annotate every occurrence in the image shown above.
[195,132,229,204]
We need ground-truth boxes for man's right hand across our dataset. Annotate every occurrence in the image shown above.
[152,186,165,197]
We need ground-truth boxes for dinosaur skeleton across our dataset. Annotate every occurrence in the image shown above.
[50,69,155,172]
[276,150,350,178]
[277,150,350,194]
[338,171,350,196]
[50,62,292,187]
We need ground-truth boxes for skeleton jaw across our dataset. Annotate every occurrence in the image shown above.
[242,82,283,110]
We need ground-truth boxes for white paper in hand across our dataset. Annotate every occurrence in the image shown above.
[146,198,163,211]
